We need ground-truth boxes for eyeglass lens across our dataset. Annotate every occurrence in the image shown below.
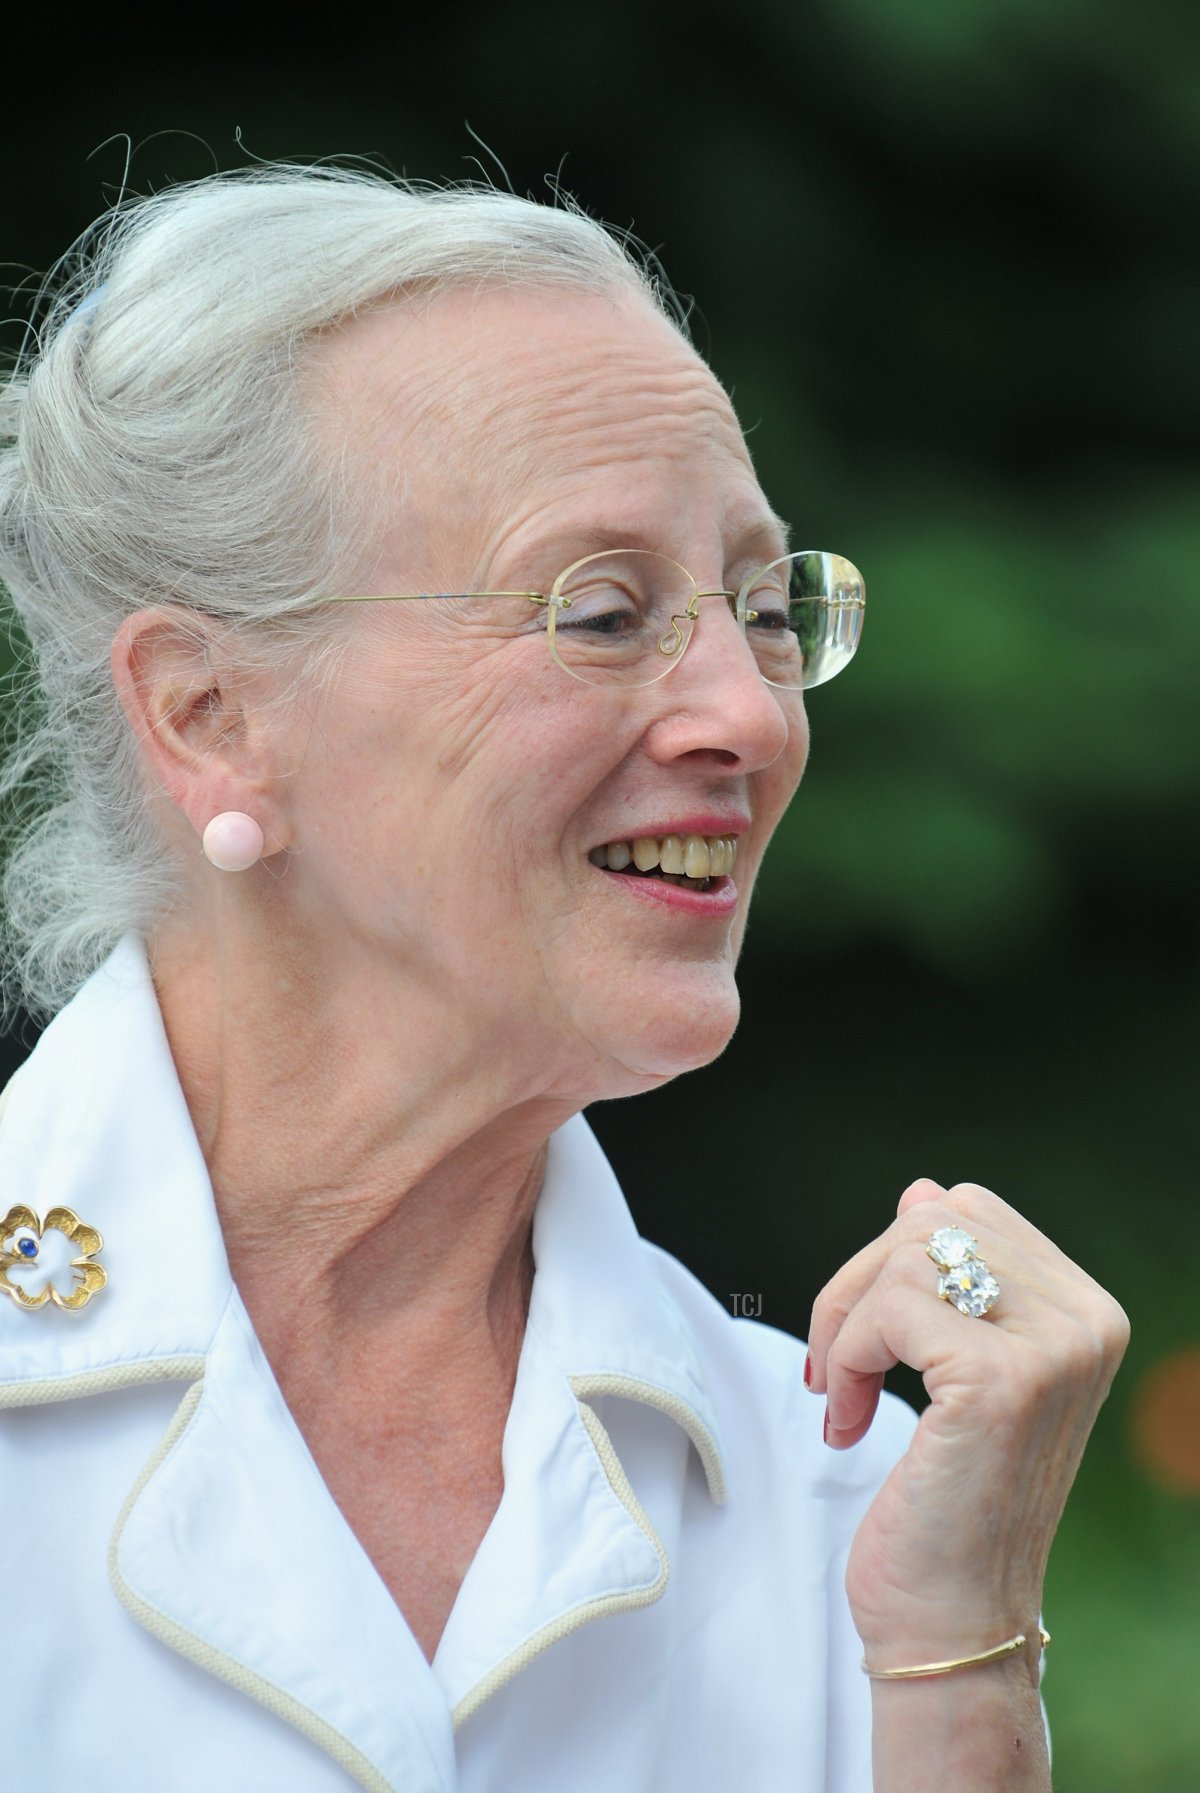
[545,550,864,689]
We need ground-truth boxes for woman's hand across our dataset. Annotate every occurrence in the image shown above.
[806,1177,1129,1680]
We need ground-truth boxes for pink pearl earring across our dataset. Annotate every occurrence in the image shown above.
[201,811,265,872]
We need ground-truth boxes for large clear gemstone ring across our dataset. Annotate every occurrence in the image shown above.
[926,1227,1000,1319]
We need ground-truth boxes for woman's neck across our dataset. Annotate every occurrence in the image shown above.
[147,921,574,1390]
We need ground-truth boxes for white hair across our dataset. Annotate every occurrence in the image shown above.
[0,164,680,1021]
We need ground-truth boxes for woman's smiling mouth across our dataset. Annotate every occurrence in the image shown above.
[588,830,737,887]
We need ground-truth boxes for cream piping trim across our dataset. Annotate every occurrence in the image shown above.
[0,1356,208,1409]
[108,1378,399,1793]
[451,1397,670,1730]
[569,1372,727,1505]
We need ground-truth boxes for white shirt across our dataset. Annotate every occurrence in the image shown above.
[0,935,915,1792]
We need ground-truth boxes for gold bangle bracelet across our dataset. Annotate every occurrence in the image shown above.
[862,1627,1052,1681]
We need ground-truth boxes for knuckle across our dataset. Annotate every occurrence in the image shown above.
[1090,1304,1132,1389]
[896,1176,946,1214]
[881,1239,935,1290]
[1063,1293,1131,1380]
[945,1180,999,1205]
[1100,1294,1132,1357]
[809,1284,849,1336]
[897,1199,957,1244]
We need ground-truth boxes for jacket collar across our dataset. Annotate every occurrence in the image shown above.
[529,1116,727,1502]
[0,932,727,1494]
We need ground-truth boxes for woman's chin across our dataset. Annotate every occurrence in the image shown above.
[592,975,742,1090]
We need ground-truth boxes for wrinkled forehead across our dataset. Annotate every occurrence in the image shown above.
[307,284,759,545]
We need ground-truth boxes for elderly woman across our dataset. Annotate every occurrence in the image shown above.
[0,168,1125,1793]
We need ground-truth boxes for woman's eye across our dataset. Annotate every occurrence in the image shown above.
[558,586,643,634]
[573,609,636,635]
[746,601,791,632]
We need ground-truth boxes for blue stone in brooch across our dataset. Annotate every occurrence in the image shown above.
[16,1237,37,1258]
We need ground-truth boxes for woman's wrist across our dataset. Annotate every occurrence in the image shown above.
[861,1626,1049,1686]
[851,1586,1047,1686]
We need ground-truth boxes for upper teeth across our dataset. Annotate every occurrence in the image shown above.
[588,833,738,879]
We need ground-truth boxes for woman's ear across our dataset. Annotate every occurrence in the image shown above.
[110,606,282,842]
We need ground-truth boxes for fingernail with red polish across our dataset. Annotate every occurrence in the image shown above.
[803,1351,812,1390]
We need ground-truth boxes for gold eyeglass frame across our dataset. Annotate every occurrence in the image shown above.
[329,547,865,691]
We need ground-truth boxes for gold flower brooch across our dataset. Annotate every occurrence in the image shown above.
[0,1205,108,1311]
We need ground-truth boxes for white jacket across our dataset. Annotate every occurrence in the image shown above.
[0,936,914,1792]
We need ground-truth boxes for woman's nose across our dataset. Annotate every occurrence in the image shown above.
[642,592,796,773]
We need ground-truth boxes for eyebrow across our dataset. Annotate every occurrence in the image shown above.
[525,511,793,574]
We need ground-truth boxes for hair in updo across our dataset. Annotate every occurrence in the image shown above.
[0,165,678,1022]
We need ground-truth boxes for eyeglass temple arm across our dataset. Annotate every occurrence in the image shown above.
[327,591,548,605]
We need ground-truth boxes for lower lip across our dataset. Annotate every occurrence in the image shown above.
[591,865,740,916]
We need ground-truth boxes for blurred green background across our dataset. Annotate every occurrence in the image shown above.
[2,2,1197,1785]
